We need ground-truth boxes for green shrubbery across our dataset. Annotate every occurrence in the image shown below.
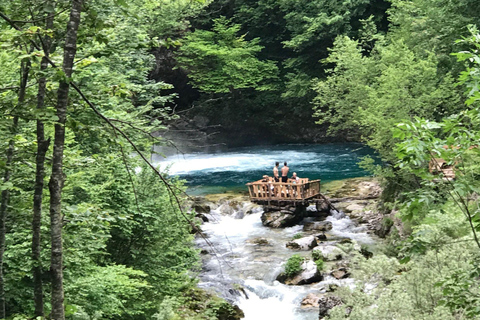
[314,258,324,272]
[285,255,305,277]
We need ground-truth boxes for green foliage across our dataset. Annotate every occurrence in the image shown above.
[284,254,304,277]
[66,265,149,318]
[313,35,460,161]
[177,17,278,93]
[0,1,207,318]
[314,258,324,271]
[311,249,322,262]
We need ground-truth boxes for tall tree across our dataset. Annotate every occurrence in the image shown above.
[32,1,55,316]
[49,1,84,318]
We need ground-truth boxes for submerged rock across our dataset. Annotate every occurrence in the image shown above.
[247,237,270,245]
[318,296,343,319]
[286,235,317,250]
[303,221,333,232]
[276,260,323,285]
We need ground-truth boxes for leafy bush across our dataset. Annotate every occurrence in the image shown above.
[285,255,305,277]
[314,258,324,271]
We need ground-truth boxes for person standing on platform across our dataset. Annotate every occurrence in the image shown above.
[273,162,280,182]
[281,162,289,183]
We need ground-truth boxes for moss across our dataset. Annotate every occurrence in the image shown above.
[292,233,304,240]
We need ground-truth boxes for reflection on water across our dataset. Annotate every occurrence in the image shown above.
[154,143,377,195]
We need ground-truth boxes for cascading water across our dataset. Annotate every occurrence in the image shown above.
[196,203,374,320]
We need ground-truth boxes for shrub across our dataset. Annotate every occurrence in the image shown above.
[315,258,324,271]
[285,255,305,277]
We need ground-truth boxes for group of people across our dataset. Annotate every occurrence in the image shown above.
[262,161,299,184]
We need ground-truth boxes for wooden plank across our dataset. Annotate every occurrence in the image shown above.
[246,179,322,202]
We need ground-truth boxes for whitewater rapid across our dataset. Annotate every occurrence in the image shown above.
[196,203,375,320]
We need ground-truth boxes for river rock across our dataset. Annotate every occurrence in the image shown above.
[303,221,333,232]
[218,203,235,215]
[193,203,211,214]
[301,293,322,308]
[345,203,365,214]
[286,235,317,250]
[195,213,209,222]
[277,260,323,285]
[331,267,350,279]
[247,237,270,245]
[261,210,303,228]
[318,296,343,319]
[315,233,327,241]
[326,284,339,292]
[312,245,344,261]
[305,203,329,218]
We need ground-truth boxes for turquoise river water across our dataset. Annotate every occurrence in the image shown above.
[155,143,377,194]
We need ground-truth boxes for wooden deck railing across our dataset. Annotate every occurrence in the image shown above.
[246,179,321,201]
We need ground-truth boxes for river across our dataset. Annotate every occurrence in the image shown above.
[155,143,378,320]
[155,143,377,195]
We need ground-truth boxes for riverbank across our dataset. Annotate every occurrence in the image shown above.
[190,177,386,320]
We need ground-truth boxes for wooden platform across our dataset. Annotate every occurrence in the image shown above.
[429,158,455,180]
[246,178,321,204]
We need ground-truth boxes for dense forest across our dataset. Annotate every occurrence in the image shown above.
[0,0,480,319]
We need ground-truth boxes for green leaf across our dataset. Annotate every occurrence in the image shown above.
[43,4,55,12]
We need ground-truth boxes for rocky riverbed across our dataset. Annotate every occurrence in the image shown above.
[190,177,385,320]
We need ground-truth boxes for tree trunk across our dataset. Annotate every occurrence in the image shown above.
[32,2,56,316]
[49,1,83,319]
[0,59,30,319]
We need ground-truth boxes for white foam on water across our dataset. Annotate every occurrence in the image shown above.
[326,215,375,244]
[155,149,332,175]
[238,280,318,320]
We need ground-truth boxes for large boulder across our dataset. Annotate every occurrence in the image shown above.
[286,235,317,250]
[303,221,333,232]
[318,296,343,319]
[261,205,306,228]
[276,260,323,285]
